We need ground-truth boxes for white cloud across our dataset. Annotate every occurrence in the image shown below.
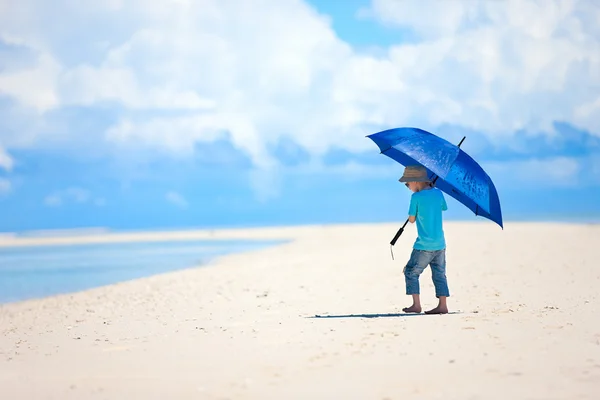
[43,187,105,207]
[0,178,11,195]
[360,0,482,37]
[106,114,228,155]
[0,146,14,171]
[483,156,582,188]
[575,97,600,133]
[60,65,217,110]
[0,45,60,113]
[165,191,188,209]
[43,193,62,207]
[360,0,600,136]
[0,0,599,195]
[64,187,90,203]
[363,0,592,40]
[44,193,62,207]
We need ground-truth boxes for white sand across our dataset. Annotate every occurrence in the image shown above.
[1,222,599,399]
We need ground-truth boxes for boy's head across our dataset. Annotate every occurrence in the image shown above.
[399,165,432,192]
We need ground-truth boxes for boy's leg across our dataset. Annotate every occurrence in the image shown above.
[426,249,449,314]
[402,249,432,313]
[403,294,421,313]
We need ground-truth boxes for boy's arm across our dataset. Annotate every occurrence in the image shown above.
[441,193,448,211]
[408,194,417,223]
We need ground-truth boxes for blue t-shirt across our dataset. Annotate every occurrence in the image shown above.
[408,188,447,250]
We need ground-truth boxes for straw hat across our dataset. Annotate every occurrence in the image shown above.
[398,165,431,183]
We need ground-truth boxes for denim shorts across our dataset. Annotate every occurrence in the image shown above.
[403,248,449,297]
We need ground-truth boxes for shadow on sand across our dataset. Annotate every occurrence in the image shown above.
[309,311,463,319]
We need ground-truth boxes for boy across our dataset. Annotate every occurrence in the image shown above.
[399,165,449,314]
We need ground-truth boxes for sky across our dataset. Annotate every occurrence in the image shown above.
[0,0,599,232]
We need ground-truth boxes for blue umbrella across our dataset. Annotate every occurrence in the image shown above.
[367,127,503,248]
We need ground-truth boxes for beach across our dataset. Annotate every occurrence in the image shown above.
[1,221,599,399]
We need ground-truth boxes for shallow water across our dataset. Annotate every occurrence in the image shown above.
[0,239,284,303]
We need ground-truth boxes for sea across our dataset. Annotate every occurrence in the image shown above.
[0,238,285,304]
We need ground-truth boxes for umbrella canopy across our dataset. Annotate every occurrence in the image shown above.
[367,127,503,228]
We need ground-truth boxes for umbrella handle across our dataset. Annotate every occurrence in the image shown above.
[390,218,410,246]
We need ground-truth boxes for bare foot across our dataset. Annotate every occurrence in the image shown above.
[402,305,422,313]
[425,306,448,314]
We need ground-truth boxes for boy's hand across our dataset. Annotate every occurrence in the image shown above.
[408,215,416,223]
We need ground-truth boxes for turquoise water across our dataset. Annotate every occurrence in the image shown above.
[0,239,284,304]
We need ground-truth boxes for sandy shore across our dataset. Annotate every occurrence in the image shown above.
[1,221,599,399]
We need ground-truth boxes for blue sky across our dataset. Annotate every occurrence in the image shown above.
[0,0,599,232]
